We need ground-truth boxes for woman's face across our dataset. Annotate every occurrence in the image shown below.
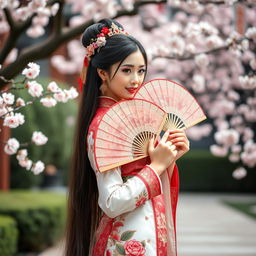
[100,49,146,101]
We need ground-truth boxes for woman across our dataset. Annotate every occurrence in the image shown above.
[65,18,189,256]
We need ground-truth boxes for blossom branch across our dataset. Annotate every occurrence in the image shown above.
[153,37,250,61]
[0,91,53,119]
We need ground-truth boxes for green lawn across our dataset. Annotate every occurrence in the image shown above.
[223,200,256,220]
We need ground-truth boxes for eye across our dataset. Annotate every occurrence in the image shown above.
[138,68,146,75]
[122,68,131,73]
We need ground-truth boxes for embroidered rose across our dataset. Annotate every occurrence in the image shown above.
[135,196,147,207]
[124,240,146,256]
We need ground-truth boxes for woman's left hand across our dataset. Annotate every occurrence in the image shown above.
[168,129,190,161]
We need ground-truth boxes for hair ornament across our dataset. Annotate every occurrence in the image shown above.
[78,23,128,93]
[84,23,129,58]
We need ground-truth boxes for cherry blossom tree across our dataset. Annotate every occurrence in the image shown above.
[0,0,256,178]
[0,61,78,173]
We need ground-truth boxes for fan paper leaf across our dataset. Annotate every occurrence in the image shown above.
[95,99,166,172]
[120,230,136,241]
[134,78,206,130]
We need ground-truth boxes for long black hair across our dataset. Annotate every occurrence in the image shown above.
[65,18,147,256]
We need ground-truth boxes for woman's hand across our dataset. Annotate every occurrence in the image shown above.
[168,129,190,161]
[148,130,177,175]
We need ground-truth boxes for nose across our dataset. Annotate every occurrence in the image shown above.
[131,74,139,86]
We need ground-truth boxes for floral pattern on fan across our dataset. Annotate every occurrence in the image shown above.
[134,78,206,131]
[94,99,167,172]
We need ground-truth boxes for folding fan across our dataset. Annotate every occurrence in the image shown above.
[134,79,206,131]
[94,99,167,172]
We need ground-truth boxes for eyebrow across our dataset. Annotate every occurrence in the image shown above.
[121,64,146,68]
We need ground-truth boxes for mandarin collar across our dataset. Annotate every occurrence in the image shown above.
[98,96,118,108]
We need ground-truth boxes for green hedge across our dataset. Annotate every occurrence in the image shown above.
[0,191,66,253]
[178,150,256,192]
[0,215,18,256]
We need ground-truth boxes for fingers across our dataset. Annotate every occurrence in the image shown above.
[160,129,170,143]
[165,141,177,154]
[169,130,189,144]
[148,137,155,153]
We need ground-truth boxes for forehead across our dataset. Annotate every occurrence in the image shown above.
[122,50,146,66]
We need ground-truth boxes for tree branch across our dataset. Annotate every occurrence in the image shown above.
[52,0,65,34]
[0,8,35,65]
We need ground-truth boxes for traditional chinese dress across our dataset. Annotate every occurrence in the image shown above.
[87,96,179,256]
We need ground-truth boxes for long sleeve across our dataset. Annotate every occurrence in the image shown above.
[95,165,162,218]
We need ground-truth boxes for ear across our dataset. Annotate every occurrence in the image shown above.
[97,68,108,81]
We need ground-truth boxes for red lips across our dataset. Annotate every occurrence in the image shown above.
[126,88,137,94]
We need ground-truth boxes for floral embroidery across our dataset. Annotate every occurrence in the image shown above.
[135,191,147,207]
[108,224,146,256]
[124,240,146,256]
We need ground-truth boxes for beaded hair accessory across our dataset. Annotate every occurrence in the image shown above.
[78,23,129,92]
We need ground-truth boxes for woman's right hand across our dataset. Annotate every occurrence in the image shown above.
[148,130,177,175]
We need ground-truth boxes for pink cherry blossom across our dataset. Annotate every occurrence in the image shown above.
[32,131,48,146]
[26,25,45,38]
[47,81,60,93]
[229,153,240,163]
[40,97,57,107]
[22,62,40,79]
[64,87,79,100]
[27,80,44,97]
[192,74,205,93]
[18,159,33,170]
[5,48,18,64]
[16,97,26,107]
[186,124,212,140]
[241,151,256,168]
[245,27,256,42]
[239,75,256,89]
[243,128,254,142]
[232,167,247,180]
[37,7,51,17]
[32,16,49,26]
[16,149,28,161]
[231,145,241,153]
[3,113,25,128]
[210,144,228,157]
[195,53,209,68]
[28,0,46,11]
[4,138,20,155]
[168,36,185,56]
[214,129,239,147]
[51,3,60,16]
[54,91,69,103]
[0,20,10,34]
[31,161,45,175]
[14,7,31,21]
[2,92,15,105]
